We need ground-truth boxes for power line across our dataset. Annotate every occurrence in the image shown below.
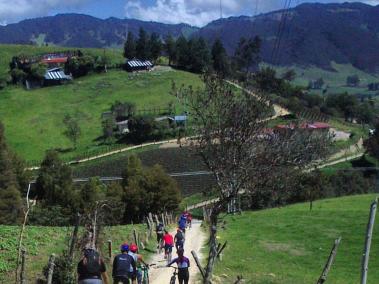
[220,0,223,19]
[270,0,293,65]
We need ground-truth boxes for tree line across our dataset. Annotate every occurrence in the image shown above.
[252,67,377,124]
[123,27,261,77]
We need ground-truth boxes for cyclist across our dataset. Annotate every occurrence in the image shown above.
[167,248,190,284]
[163,230,174,260]
[186,213,192,229]
[178,215,187,233]
[156,222,164,250]
[175,228,185,251]
[129,244,149,284]
[112,243,136,284]
[77,248,109,284]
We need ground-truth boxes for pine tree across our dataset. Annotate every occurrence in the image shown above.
[190,37,211,73]
[234,36,261,73]
[149,32,162,62]
[36,150,74,207]
[211,38,230,77]
[136,28,150,60]
[176,36,189,69]
[124,32,136,59]
[165,34,177,65]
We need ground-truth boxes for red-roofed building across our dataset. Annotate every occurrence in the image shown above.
[41,57,68,65]
[275,122,330,131]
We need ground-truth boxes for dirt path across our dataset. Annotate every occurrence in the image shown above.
[149,220,207,284]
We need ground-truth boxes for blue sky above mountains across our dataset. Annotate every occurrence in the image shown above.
[0,0,378,26]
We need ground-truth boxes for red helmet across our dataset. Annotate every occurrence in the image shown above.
[130,243,138,253]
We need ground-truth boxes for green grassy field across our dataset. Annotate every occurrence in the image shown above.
[272,62,379,96]
[0,68,202,161]
[0,44,124,77]
[0,224,154,282]
[214,194,379,283]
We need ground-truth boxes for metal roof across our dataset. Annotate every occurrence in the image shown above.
[44,68,72,80]
[126,59,153,68]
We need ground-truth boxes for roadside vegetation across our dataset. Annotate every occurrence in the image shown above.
[214,194,379,284]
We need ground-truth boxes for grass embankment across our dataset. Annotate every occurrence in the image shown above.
[273,62,379,96]
[0,68,202,161]
[0,224,154,283]
[214,194,379,284]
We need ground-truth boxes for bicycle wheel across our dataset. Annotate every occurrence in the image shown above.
[170,275,176,284]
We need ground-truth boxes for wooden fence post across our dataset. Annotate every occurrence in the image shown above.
[47,254,56,284]
[161,213,166,227]
[361,198,378,284]
[133,229,138,246]
[317,237,342,284]
[108,240,112,259]
[20,249,26,284]
[191,251,205,280]
[69,213,81,262]
[154,214,159,225]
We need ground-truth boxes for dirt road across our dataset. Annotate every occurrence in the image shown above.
[149,219,207,284]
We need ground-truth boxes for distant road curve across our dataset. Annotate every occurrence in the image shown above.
[29,171,213,184]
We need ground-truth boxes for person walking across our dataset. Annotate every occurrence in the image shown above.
[167,248,190,284]
[175,228,185,251]
[77,248,109,284]
[112,243,136,284]
[129,244,149,284]
[162,230,174,262]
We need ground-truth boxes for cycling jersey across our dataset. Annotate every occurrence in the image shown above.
[168,256,190,269]
[163,233,174,246]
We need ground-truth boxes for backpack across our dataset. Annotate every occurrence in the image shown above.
[176,231,184,241]
[156,223,164,233]
[114,254,134,276]
[84,250,101,275]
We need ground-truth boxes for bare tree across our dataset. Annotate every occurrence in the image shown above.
[175,74,331,283]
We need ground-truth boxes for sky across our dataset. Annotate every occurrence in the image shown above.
[0,0,378,27]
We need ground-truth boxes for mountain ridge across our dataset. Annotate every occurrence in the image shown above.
[1,2,379,72]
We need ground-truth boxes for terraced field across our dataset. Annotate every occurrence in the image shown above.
[72,147,215,196]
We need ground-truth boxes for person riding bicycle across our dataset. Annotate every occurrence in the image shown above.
[112,243,136,284]
[175,228,185,251]
[163,230,174,259]
[167,248,190,284]
[186,213,192,228]
[178,215,187,233]
[156,222,164,249]
[129,244,149,284]
[77,248,109,284]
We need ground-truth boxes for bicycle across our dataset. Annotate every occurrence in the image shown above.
[140,263,155,284]
[169,266,178,284]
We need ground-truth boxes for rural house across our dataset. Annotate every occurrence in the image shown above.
[43,67,72,86]
[124,59,154,72]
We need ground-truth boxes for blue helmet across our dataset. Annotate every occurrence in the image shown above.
[120,243,129,252]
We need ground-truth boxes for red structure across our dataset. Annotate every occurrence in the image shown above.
[41,57,68,64]
[275,122,330,131]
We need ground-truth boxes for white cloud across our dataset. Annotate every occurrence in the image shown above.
[124,0,379,27]
[0,0,88,24]
[124,0,253,27]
